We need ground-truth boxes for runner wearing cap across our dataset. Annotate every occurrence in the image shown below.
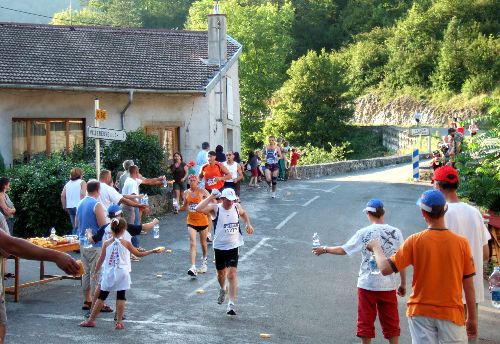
[367,190,477,343]
[179,175,210,277]
[195,188,254,316]
[263,136,282,198]
[313,199,406,343]
[433,166,490,341]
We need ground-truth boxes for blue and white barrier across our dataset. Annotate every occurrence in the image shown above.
[412,149,419,181]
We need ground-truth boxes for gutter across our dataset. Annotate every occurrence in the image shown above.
[0,84,205,95]
[119,90,134,130]
[204,36,243,95]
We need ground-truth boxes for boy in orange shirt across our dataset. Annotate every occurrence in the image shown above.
[368,189,477,343]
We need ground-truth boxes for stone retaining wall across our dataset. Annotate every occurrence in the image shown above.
[296,154,421,179]
[149,192,171,216]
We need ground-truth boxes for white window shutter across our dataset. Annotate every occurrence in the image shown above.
[226,77,234,120]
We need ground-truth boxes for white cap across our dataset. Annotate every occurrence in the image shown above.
[220,188,238,201]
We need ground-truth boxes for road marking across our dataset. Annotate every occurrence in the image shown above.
[275,212,298,230]
[302,196,320,207]
[325,185,340,193]
[187,237,270,297]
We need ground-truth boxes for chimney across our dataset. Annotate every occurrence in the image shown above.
[208,1,227,65]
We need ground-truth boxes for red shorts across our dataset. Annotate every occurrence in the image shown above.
[357,288,400,339]
[251,168,258,177]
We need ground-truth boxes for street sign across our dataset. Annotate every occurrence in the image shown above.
[95,109,107,121]
[409,127,430,136]
[87,126,126,141]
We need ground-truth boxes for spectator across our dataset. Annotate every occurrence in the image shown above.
[195,142,210,188]
[61,168,87,235]
[118,160,135,193]
[170,152,188,211]
[248,151,259,188]
[289,148,302,179]
[367,189,477,343]
[215,145,226,163]
[468,121,479,136]
[0,177,16,235]
[430,150,444,171]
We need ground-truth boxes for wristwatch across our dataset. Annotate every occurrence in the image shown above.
[322,246,327,254]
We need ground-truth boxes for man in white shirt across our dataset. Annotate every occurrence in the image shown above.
[98,169,147,216]
[122,165,164,251]
[433,165,491,343]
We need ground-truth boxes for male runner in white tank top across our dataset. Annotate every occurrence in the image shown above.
[196,188,254,316]
[223,151,244,196]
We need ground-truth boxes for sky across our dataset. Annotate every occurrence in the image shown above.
[0,0,80,24]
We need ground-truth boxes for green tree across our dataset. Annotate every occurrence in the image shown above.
[264,50,353,146]
[186,0,294,149]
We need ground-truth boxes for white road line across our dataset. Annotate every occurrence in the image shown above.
[187,237,270,297]
[325,185,340,193]
[275,211,298,230]
[302,196,320,207]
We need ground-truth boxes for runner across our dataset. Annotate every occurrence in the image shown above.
[195,188,254,316]
[199,151,231,193]
[263,136,282,198]
[179,175,210,277]
[223,151,243,197]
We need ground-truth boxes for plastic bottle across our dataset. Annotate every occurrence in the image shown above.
[312,233,320,248]
[153,224,160,239]
[369,255,380,275]
[172,198,179,213]
[142,194,149,206]
[50,227,56,238]
[489,266,500,309]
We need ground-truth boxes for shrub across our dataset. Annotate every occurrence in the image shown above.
[6,153,95,238]
[297,142,352,165]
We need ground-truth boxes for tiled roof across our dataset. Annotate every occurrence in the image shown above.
[0,23,241,92]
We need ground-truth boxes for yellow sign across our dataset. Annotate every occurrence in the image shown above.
[95,109,107,121]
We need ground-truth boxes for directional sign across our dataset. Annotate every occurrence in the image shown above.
[409,127,430,137]
[87,126,126,141]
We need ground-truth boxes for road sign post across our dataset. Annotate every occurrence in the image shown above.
[94,98,100,179]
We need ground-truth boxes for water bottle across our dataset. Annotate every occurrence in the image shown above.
[50,227,56,238]
[312,233,320,248]
[369,255,380,275]
[163,179,168,188]
[172,198,179,213]
[489,266,500,309]
[142,194,149,206]
[153,224,160,239]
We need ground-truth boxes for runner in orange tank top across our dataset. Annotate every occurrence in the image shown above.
[180,174,211,277]
[199,151,231,192]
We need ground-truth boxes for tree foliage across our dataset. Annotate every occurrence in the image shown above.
[186,0,294,149]
[264,50,353,146]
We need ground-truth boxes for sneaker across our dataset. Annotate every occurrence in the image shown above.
[114,313,127,321]
[131,254,140,262]
[217,288,227,305]
[226,303,236,316]
[140,230,148,235]
[271,192,276,198]
[188,266,197,277]
[198,258,208,273]
[207,232,212,243]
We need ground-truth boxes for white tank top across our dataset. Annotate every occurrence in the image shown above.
[213,204,243,250]
[223,161,238,182]
[64,179,83,208]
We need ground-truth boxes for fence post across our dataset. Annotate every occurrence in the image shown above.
[412,149,419,182]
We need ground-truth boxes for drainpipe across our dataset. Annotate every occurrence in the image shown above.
[120,90,134,130]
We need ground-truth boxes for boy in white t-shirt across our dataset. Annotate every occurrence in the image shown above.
[313,199,406,344]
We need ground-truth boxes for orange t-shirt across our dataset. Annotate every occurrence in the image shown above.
[186,188,208,227]
[201,162,225,190]
[390,229,475,325]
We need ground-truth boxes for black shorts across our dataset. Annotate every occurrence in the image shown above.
[214,247,239,271]
[265,163,279,172]
[173,182,186,191]
[188,225,208,232]
[223,182,236,191]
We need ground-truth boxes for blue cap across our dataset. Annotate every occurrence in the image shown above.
[416,189,446,213]
[107,204,122,218]
[363,199,384,213]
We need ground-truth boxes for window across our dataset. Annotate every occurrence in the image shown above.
[12,118,85,161]
[145,125,179,163]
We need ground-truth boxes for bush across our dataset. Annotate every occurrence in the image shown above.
[297,142,352,165]
[6,154,95,238]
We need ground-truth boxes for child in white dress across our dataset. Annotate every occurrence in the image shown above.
[80,218,161,329]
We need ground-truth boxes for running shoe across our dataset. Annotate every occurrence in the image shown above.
[140,230,148,235]
[188,266,197,277]
[198,258,208,273]
[217,288,227,304]
[207,232,213,243]
[272,191,276,198]
[226,302,236,316]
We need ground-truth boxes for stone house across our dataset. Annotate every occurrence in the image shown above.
[0,12,241,166]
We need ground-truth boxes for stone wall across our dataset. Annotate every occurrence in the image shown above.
[149,193,171,216]
[296,154,424,179]
[353,93,480,127]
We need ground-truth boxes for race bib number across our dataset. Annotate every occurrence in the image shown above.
[266,158,275,165]
[188,203,198,212]
[224,223,239,234]
[207,178,217,186]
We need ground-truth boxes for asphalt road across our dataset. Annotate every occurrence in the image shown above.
[4,163,500,344]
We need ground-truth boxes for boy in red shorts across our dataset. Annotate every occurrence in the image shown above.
[289,148,301,179]
[313,199,406,343]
